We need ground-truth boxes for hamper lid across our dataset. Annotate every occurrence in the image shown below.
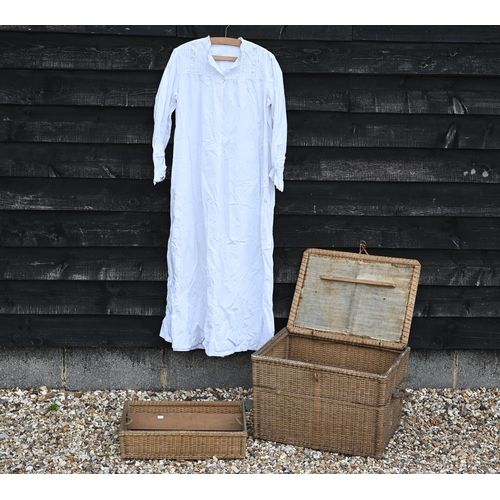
[287,248,421,350]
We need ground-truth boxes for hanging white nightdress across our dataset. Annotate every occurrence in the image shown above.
[152,36,287,357]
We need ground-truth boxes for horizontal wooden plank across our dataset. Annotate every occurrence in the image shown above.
[2,281,498,318]
[273,216,500,250]
[0,178,168,212]
[0,247,167,281]
[2,143,498,184]
[275,181,500,217]
[2,247,500,288]
[351,74,500,93]
[0,314,165,347]
[275,41,500,76]
[4,25,499,45]
[4,107,500,150]
[3,33,500,75]
[288,112,500,150]
[3,69,500,117]
[0,32,176,70]
[0,70,350,112]
[2,212,499,250]
[353,26,500,44]
[176,25,353,41]
[0,281,165,315]
[2,179,498,217]
[352,87,500,115]
[342,41,500,76]
[0,26,177,36]
[0,211,169,247]
[285,74,349,112]
[283,147,499,183]
[0,314,498,349]
[0,25,351,40]
[0,143,157,179]
[415,287,500,318]
[0,69,162,107]
[274,248,500,287]
[0,105,152,144]
[349,75,500,115]
[408,318,500,349]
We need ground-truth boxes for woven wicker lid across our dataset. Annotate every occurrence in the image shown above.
[287,248,421,350]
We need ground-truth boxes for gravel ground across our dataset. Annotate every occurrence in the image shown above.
[1,386,499,474]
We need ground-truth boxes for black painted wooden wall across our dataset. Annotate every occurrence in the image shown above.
[1,25,499,350]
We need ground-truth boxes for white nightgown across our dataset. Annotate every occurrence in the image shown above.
[152,36,287,357]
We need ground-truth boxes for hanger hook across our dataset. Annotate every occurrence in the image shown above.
[359,240,368,254]
[225,25,229,37]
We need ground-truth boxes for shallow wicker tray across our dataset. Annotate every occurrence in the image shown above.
[119,400,247,460]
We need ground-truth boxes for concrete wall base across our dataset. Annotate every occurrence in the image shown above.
[1,347,499,391]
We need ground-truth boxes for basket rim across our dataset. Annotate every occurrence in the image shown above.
[252,345,410,381]
[119,400,247,434]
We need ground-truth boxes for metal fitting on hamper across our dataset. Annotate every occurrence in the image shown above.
[392,388,410,400]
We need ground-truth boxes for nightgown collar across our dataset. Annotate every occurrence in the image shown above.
[204,35,246,75]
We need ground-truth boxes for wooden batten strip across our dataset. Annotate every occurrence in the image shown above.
[320,275,396,288]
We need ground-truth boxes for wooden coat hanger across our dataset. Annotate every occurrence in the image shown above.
[210,26,241,62]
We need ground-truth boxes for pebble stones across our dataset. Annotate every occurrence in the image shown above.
[0,386,499,474]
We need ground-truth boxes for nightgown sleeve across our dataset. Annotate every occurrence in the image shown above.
[268,55,287,192]
[152,49,179,185]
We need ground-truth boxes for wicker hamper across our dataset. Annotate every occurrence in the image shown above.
[119,401,247,460]
[252,248,420,459]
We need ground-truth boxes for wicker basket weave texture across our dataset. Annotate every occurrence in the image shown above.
[253,386,403,459]
[251,248,421,459]
[253,329,409,407]
[119,401,247,460]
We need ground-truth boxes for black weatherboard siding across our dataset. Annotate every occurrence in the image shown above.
[1,25,499,350]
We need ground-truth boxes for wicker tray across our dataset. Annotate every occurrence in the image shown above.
[252,248,421,458]
[119,401,247,460]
